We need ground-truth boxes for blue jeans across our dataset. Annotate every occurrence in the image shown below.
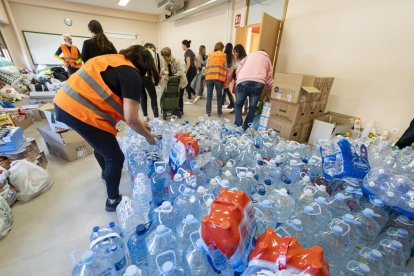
[234,81,264,130]
[206,80,224,115]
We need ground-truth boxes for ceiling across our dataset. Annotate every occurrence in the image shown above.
[64,0,165,15]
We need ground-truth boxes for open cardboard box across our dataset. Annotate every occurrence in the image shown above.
[37,124,92,162]
[308,112,355,145]
[37,103,70,132]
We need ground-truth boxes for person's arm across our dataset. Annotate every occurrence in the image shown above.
[54,47,64,63]
[75,47,82,65]
[123,98,156,144]
[81,41,89,63]
[185,56,191,73]
[236,57,246,77]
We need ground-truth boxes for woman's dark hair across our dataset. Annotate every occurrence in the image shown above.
[199,45,206,54]
[214,42,224,52]
[182,40,191,48]
[144,43,156,50]
[160,47,171,57]
[88,20,113,52]
[120,45,160,85]
[224,43,233,67]
[233,44,247,60]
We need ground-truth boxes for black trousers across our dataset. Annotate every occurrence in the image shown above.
[179,88,184,113]
[141,76,159,118]
[222,87,234,106]
[185,67,197,99]
[396,118,414,149]
[67,66,79,76]
[55,104,125,199]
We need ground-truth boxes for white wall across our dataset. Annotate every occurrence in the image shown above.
[247,0,284,24]
[277,0,414,132]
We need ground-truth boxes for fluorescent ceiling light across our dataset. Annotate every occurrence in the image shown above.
[118,0,130,6]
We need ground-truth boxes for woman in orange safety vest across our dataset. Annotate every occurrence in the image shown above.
[54,34,82,76]
[54,45,159,212]
[205,42,226,117]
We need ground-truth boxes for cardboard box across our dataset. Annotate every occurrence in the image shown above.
[37,125,92,161]
[28,109,45,121]
[270,100,308,124]
[307,101,326,122]
[37,103,70,133]
[299,122,313,143]
[272,73,321,103]
[308,113,354,145]
[12,114,33,130]
[267,118,301,141]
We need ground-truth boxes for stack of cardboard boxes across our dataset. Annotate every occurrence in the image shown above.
[268,73,334,143]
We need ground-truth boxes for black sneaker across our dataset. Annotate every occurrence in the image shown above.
[227,104,234,109]
[105,195,122,212]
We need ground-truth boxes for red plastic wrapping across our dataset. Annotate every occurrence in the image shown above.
[249,228,330,276]
[174,133,200,157]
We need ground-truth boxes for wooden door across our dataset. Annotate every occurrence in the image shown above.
[259,12,281,63]
[235,26,248,48]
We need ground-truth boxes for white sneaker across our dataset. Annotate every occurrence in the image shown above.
[184,100,192,105]
[192,96,201,104]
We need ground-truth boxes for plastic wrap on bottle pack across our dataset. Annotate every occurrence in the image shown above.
[169,133,200,174]
[200,189,256,272]
[242,228,330,276]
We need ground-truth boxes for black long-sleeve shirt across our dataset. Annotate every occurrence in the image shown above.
[81,38,117,63]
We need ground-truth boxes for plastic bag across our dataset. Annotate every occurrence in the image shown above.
[0,86,22,101]
[0,191,12,239]
[8,160,53,202]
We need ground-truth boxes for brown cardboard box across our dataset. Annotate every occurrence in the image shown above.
[267,118,301,141]
[37,124,93,161]
[307,101,323,122]
[308,113,354,144]
[270,100,308,124]
[299,122,313,143]
[37,103,71,132]
[28,109,45,121]
[13,114,33,130]
[271,73,321,103]
[321,100,328,114]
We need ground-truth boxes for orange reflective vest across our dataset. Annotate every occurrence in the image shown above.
[54,54,137,135]
[60,44,81,68]
[205,51,226,83]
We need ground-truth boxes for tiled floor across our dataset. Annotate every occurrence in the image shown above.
[0,97,236,275]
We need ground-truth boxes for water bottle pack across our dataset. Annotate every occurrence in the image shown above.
[71,118,414,275]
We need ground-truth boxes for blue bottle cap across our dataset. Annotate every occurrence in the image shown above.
[108,221,115,228]
[92,226,99,232]
[136,224,147,235]
[264,179,272,186]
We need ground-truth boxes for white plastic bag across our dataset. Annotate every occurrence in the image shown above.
[8,160,53,202]
[0,192,12,239]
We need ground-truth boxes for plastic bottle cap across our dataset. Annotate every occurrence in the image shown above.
[395,228,408,237]
[387,191,394,197]
[343,214,355,221]
[197,186,207,193]
[308,159,316,165]
[318,185,326,192]
[124,265,139,276]
[183,188,192,195]
[370,249,382,260]
[292,219,302,227]
[331,225,344,235]
[303,175,310,182]
[246,172,254,178]
[372,198,383,206]
[290,160,298,165]
[368,181,376,187]
[156,225,167,234]
[162,261,174,274]
[304,189,313,196]
[378,169,385,174]
[263,199,272,206]
[335,193,346,200]
[136,224,146,235]
[391,240,403,250]
[156,166,164,173]
[397,179,404,184]
[362,208,374,217]
[276,155,282,161]
[269,159,276,165]
[357,263,370,274]
[195,239,204,249]
[81,250,94,262]
[174,174,183,181]
[92,226,99,232]
[304,206,314,214]
[257,187,266,195]
[293,152,300,158]
[206,198,213,206]
[345,187,354,193]
[185,214,195,221]
[316,197,327,205]
[162,201,172,209]
[224,170,232,177]
[256,154,262,159]
[264,179,272,185]
[239,172,246,177]
[279,188,288,196]
[108,221,115,228]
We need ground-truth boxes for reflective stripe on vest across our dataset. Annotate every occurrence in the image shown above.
[54,54,136,135]
[61,44,81,68]
[205,51,226,82]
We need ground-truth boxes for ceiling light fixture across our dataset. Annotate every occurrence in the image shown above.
[118,0,130,6]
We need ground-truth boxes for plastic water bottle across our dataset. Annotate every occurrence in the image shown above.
[293,205,324,247]
[183,238,216,275]
[155,251,184,276]
[151,162,171,207]
[314,221,351,274]
[108,221,124,239]
[255,200,277,234]
[221,169,236,183]
[191,162,207,187]
[270,188,295,223]
[236,149,256,168]
[175,214,201,255]
[392,215,414,238]
[303,158,322,179]
[91,236,127,275]
[213,179,236,196]
[71,250,116,276]
[264,159,282,187]
[376,227,411,261]
[246,171,266,203]
[169,174,185,202]
[357,247,386,276]
[275,219,306,246]
[321,141,344,177]
[206,245,234,275]
[353,208,381,246]
[129,151,150,177]
[340,260,371,275]
[132,195,153,231]
[123,265,150,276]
[128,224,148,266]
[295,186,317,213]
[314,184,330,200]
[146,225,179,275]
[237,168,254,196]
[196,186,209,203]
[133,173,153,203]
[203,157,222,182]
[153,201,178,230]
[289,174,312,198]
[340,214,363,253]
[328,192,352,217]
[281,160,302,185]
[379,239,406,274]
[343,186,364,212]
[314,197,333,226]
[174,188,201,221]
[89,226,102,242]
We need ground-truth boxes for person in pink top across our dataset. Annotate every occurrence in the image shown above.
[234,50,274,130]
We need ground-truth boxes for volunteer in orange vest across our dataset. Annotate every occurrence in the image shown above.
[54,34,82,75]
[54,45,158,212]
[205,42,226,117]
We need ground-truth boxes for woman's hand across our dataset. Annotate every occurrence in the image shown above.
[146,134,157,145]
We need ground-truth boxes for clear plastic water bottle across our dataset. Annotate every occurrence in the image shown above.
[314,185,330,200]
[264,159,282,187]
[255,200,277,234]
[293,205,324,247]
[206,245,234,275]
[221,168,236,184]
[237,168,254,196]
[202,157,222,183]
[246,171,266,203]
[275,219,306,247]
[128,224,148,266]
[314,197,333,226]
[151,162,171,207]
[123,265,150,276]
[175,214,201,255]
[133,173,153,203]
[379,239,406,274]
[328,192,352,217]
[89,226,102,243]
[391,215,414,238]
[108,221,124,242]
[173,188,201,221]
[236,149,256,168]
[269,188,295,223]
[376,227,411,261]
[281,160,302,185]
[132,195,153,231]
[295,186,317,213]
[357,247,386,276]
[353,208,381,246]
[196,186,209,203]
[213,179,236,196]
[129,151,150,177]
[191,162,207,187]
[168,174,185,202]
[155,251,185,276]
[303,158,322,179]
[289,174,312,198]
[314,221,351,274]
[343,186,364,212]
[183,238,216,276]
[340,260,371,275]
[91,236,127,275]
[146,225,179,275]
[321,141,344,177]
[363,197,388,231]
[153,201,178,230]
[71,250,116,276]
[340,214,363,253]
